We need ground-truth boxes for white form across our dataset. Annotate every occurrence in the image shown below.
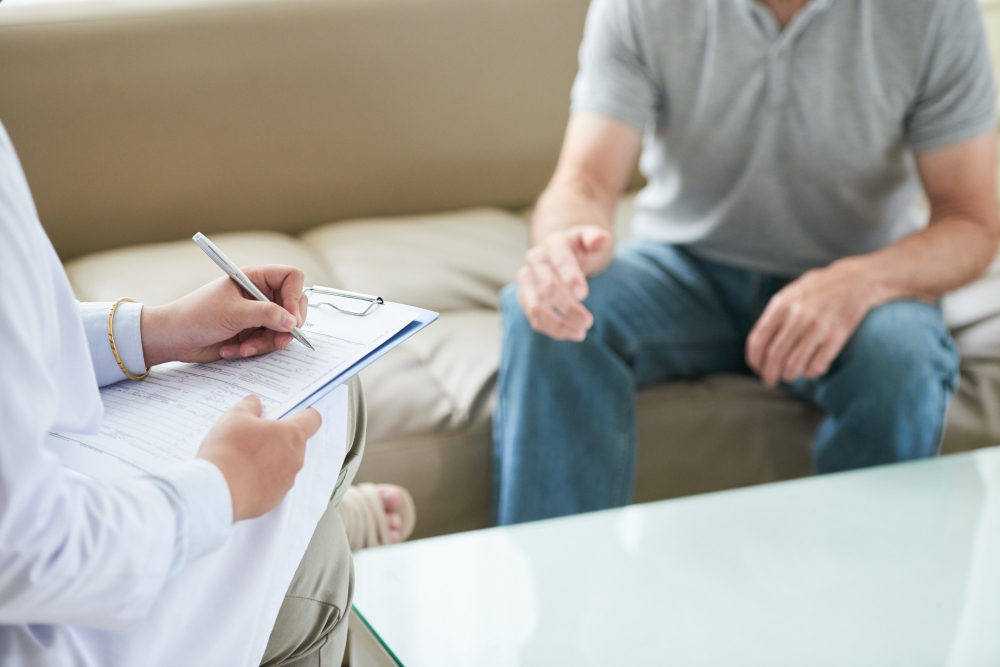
[47,293,414,481]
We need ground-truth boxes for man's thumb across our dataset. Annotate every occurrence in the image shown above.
[578,227,611,255]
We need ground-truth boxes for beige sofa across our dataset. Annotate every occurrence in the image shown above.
[3,0,1000,539]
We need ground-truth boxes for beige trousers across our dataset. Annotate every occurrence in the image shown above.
[260,377,367,667]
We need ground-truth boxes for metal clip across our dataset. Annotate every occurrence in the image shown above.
[305,285,384,316]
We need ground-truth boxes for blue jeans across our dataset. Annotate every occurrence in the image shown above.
[493,242,960,525]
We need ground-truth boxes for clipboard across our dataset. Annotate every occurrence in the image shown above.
[283,287,439,416]
[49,285,437,482]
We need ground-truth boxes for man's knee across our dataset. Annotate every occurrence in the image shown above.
[262,504,354,666]
[811,301,959,470]
[840,301,959,399]
[332,376,366,508]
[498,257,637,348]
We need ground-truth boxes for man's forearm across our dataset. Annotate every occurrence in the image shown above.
[531,111,643,246]
[531,176,618,246]
[835,213,1000,311]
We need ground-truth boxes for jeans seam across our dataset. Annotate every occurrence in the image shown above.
[491,384,506,524]
[933,336,961,454]
[610,384,634,505]
[748,272,764,321]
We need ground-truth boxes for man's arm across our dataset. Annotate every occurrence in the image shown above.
[747,131,1000,387]
[878,132,1000,298]
[518,111,642,341]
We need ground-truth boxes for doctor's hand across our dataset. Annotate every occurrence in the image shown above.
[198,395,321,521]
[140,265,309,366]
[517,225,613,341]
[745,260,876,388]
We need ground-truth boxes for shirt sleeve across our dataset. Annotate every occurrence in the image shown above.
[570,0,662,132]
[78,301,148,386]
[906,0,998,154]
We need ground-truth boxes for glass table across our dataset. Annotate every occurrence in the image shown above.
[350,447,1000,666]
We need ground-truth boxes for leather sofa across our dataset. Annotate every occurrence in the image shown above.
[3,0,1000,539]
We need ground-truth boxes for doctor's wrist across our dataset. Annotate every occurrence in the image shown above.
[140,304,179,367]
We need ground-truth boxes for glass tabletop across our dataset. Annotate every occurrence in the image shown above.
[352,448,1000,666]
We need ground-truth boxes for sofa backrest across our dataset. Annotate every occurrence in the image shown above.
[0,0,589,260]
[4,0,1000,261]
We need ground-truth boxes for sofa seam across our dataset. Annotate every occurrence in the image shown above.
[403,346,469,426]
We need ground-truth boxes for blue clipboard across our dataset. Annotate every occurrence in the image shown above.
[281,302,438,417]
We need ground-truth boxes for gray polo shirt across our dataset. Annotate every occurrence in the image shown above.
[571,0,997,276]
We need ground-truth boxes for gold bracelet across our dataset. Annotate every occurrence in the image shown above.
[108,297,151,381]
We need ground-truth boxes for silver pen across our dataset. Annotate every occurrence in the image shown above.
[192,232,315,351]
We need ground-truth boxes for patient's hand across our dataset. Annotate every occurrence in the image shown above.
[516,225,613,341]
[197,395,321,522]
[745,259,875,387]
[140,265,309,366]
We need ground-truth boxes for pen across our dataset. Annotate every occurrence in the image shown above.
[192,232,315,351]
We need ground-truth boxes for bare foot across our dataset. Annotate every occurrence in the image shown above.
[376,484,405,543]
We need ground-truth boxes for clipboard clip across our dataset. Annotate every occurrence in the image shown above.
[306,285,384,316]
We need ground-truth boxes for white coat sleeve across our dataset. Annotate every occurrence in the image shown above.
[76,299,235,581]
[0,122,232,631]
[77,300,148,387]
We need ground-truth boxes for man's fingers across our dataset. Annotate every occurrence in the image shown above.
[576,226,612,255]
[760,320,807,387]
[284,407,322,441]
[519,287,584,340]
[746,303,784,371]
[517,269,586,341]
[532,258,593,329]
[547,241,589,301]
[781,325,825,382]
[806,332,850,379]
[569,227,612,276]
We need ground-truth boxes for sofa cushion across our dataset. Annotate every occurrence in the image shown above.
[301,208,528,313]
[65,231,332,305]
[633,362,1000,504]
[360,309,499,444]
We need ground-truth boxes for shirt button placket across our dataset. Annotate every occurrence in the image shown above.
[767,47,790,108]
